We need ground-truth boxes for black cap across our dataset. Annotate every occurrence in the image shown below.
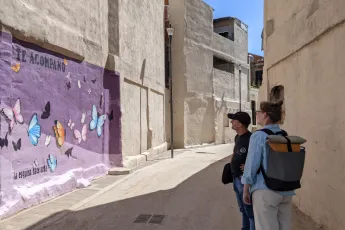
[228,111,251,127]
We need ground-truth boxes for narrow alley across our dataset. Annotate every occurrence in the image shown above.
[1,145,319,230]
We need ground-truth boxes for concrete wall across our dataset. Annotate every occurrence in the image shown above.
[184,0,215,146]
[0,0,166,219]
[117,0,166,159]
[261,0,345,229]
[212,33,235,59]
[168,0,251,147]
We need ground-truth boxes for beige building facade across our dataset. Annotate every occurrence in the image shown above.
[260,0,345,229]
[167,0,252,148]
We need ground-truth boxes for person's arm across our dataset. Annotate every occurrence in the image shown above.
[241,132,264,185]
[241,132,265,203]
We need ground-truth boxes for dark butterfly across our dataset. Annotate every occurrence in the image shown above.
[83,76,87,82]
[66,81,71,90]
[65,147,77,159]
[91,79,96,84]
[107,110,114,121]
[12,138,21,151]
[41,101,51,119]
[0,133,8,149]
[100,93,104,109]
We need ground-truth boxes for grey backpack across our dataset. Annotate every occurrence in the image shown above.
[257,129,307,191]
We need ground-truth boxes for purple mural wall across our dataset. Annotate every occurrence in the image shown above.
[0,32,121,218]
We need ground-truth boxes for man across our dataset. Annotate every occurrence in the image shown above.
[228,111,255,230]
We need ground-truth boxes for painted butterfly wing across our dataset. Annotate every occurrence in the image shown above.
[13,99,24,124]
[28,114,41,146]
[53,121,65,147]
[12,138,21,151]
[89,105,98,131]
[4,133,8,147]
[41,101,51,119]
[96,115,107,137]
[65,147,73,158]
[66,81,71,90]
[74,130,82,144]
[47,155,57,172]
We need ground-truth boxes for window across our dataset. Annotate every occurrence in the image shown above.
[219,31,229,38]
[254,70,263,87]
[213,56,235,74]
[251,100,256,125]
[269,85,285,124]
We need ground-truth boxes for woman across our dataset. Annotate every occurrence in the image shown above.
[241,101,294,230]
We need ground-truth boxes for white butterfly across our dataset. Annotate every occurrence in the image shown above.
[66,72,71,80]
[67,118,75,130]
[78,80,81,89]
[33,160,39,167]
[88,88,91,95]
[74,124,87,144]
[81,113,86,124]
[0,98,24,134]
[45,135,51,146]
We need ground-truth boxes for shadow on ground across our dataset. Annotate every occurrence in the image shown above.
[24,156,319,230]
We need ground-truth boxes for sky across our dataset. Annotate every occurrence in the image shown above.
[203,0,264,56]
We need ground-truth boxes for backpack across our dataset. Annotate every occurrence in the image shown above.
[257,129,307,192]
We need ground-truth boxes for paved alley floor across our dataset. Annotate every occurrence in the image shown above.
[0,144,320,230]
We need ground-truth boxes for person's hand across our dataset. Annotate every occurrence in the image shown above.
[243,191,251,205]
[240,164,245,172]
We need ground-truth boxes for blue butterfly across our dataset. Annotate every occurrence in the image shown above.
[47,154,57,172]
[27,113,41,146]
[89,105,106,137]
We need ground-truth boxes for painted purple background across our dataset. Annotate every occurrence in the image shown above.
[0,31,122,195]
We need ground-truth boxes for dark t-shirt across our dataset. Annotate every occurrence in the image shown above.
[231,131,252,178]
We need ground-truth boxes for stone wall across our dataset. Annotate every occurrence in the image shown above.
[261,0,345,228]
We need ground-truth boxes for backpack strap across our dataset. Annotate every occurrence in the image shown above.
[256,128,290,174]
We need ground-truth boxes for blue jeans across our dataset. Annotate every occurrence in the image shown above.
[233,177,255,230]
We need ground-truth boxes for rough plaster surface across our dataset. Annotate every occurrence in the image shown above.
[118,0,166,157]
[261,0,345,229]
[0,0,108,67]
[168,0,251,147]
[0,31,121,219]
[212,33,235,59]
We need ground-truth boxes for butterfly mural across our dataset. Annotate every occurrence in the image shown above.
[0,133,8,149]
[74,124,87,144]
[27,114,41,146]
[66,81,71,90]
[41,101,51,119]
[0,98,24,135]
[45,135,51,146]
[12,138,21,151]
[53,120,65,148]
[89,105,106,137]
[64,147,77,159]
[100,93,104,109]
[67,119,75,130]
[47,154,57,172]
[81,112,86,124]
[11,63,20,72]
